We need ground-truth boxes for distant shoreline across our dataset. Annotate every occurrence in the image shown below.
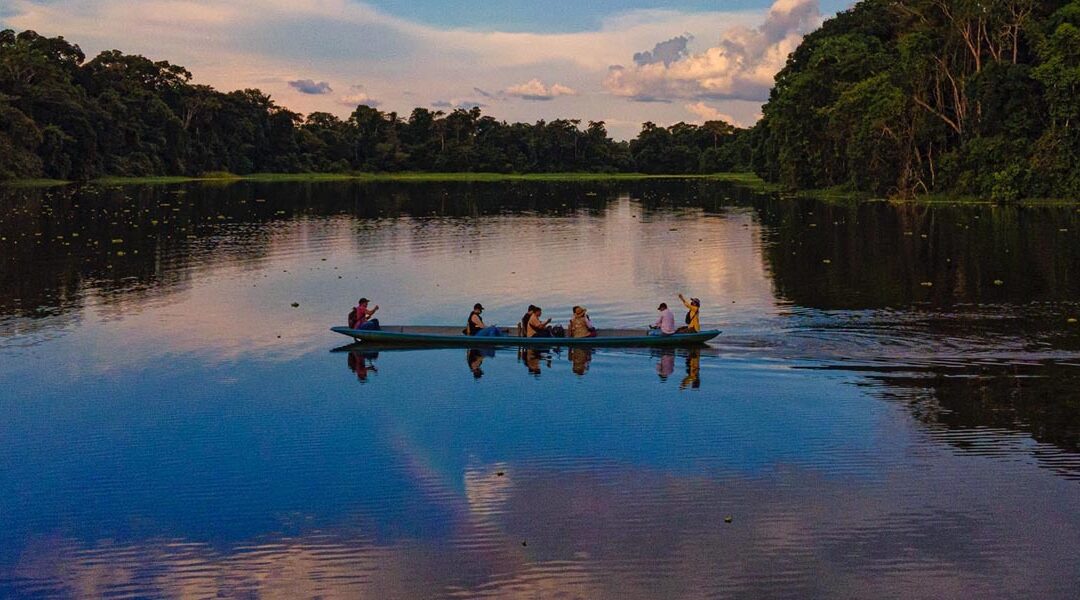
[4,173,1077,205]
[1,171,773,188]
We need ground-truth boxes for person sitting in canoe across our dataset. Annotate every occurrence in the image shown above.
[525,305,553,338]
[349,297,380,331]
[677,293,701,333]
[649,302,676,336]
[568,306,597,338]
[518,305,537,336]
[465,303,504,336]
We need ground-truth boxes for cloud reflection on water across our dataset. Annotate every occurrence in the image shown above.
[7,460,1077,599]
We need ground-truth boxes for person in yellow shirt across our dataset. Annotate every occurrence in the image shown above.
[678,293,700,333]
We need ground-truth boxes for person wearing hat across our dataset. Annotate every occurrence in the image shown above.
[352,297,380,330]
[568,306,597,338]
[466,303,504,336]
[678,293,701,333]
[650,302,676,336]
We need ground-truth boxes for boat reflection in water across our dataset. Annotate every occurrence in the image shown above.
[681,349,701,389]
[467,347,495,378]
[518,348,551,375]
[568,347,592,376]
[340,345,703,386]
[653,348,701,389]
[346,351,379,382]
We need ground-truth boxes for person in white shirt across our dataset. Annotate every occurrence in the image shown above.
[650,302,676,336]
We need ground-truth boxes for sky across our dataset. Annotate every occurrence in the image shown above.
[1,0,851,139]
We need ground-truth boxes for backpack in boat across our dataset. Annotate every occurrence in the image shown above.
[347,307,358,329]
[551,325,566,338]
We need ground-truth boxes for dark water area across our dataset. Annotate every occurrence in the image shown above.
[1,180,1079,598]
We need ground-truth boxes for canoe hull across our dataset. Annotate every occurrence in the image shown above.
[330,326,719,347]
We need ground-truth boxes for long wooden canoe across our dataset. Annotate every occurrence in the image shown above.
[330,325,720,347]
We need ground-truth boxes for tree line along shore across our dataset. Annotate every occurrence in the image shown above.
[2,0,1079,200]
[0,29,752,184]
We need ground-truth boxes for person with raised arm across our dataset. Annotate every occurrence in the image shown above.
[678,293,701,333]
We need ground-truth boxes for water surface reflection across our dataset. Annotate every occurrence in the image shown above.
[2,181,1080,598]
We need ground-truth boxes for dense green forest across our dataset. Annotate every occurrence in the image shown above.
[0,29,751,181]
[752,0,1080,199]
[5,0,1080,198]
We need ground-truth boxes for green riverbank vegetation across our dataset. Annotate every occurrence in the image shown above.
[0,29,752,183]
[751,0,1080,201]
[2,171,772,187]
[4,1,1079,201]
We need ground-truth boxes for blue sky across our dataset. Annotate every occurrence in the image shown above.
[3,0,851,138]
[368,0,785,32]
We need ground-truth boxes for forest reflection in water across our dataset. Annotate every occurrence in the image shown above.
[2,179,1080,598]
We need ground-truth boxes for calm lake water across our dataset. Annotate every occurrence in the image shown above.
[2,180,1079,598]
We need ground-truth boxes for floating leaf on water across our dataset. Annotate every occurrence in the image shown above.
[822,259,831,264]
[993,279,1004,285]
[1067,318,1077,324]
[111,238,123,244]
[920,281,933,287]
[291,302,299,307]
[724,516,733,523]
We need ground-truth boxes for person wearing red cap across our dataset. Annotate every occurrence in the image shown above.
[351,297,380,330]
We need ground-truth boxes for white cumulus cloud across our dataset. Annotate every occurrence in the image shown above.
[338,91,379,108]
[504,79,578,101]
[604,0,821,103]
[685,102,737,125]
